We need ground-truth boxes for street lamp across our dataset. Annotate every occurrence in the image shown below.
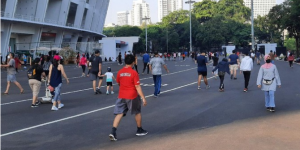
[142,16,150,52]
[185,0,195,52]
[251,0,255,50]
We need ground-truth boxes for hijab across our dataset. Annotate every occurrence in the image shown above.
[261,54,273,69]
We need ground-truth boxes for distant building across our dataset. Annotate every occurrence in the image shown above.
[244,0,276,18]
[130,0,150,26]
[158,0,183,22]
[117,11,129,26]
[104,23,117,27]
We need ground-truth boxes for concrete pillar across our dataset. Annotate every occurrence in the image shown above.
[4,0,17,18]
[80,35,89,53]
[35,0,49,22]
[54,31,65,47]
[58,0,71,26]
[1,23,12,60]
[73,0,85,28]
[30,27,43,49]
[70,34,79,51]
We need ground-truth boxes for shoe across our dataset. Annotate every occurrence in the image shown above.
[153,94,158,98]
[270,107,275,112]
[206,85,210,89]
[35,101,41,106]
[58,103,64,109]
[231,75,233,79]
[198,86,201,90]
[31,104,38,108]
[106,91,109,95]
[243,88,248,92]
[51,106,58,111]
[109,133,117,141]
[266,107,271,111]
[94,92,98,95]
[219,89,224,92]
[234,78,237,80]
[96,89,102,94]
[136,128,148,136]
[111,91,114,94]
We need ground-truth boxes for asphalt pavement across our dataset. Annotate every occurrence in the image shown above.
[1,57,300,150]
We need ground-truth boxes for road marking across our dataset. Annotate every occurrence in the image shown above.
[1,76,214,137]
[1,67,196,106]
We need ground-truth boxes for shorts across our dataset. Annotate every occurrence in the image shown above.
[90,72,103,81]
[107,82,113,86]
[7,74,17,82]
[29,79,42,96]
[113,97,141,116]
[198,71,207,77]
[230,64,239,71]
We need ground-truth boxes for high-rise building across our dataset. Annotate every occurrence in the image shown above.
[117,11,129,26]
[244,0,276,18]
[130,0,150,26]
[158,0,183,22]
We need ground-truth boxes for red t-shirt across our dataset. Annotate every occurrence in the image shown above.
[117,67,140,99]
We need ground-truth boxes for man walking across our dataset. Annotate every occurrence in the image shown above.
[228,50,240,80]
[88,50,103,94]
[109,55,148,141]
[149,51,169,97]
[142,51,150,74]
[196,51,210,90]
[240,51,253,92]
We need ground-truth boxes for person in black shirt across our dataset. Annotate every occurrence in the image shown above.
[212,53,219,79]
[88,50,103,94]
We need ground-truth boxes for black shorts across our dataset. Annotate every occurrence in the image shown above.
[198,71,207,77]
[113,97,141,116]
[90,72,103,81]
[107,82,113,86]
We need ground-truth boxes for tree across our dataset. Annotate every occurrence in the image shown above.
[284,38,296,51]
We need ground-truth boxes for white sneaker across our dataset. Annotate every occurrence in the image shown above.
[51,106,58,111]
[111,91,114,94]
[58,103,64,109]
[106,91,109,95]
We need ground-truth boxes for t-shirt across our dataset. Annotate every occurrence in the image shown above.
[30,65,44,81]
[7,59,16,75]
[229,54,239,64]
[149,57,166,75]
[105,72,113,82]
[143,54,150,63]
[256,52,261,57]
[89,56,102,74]
[117,67,139,99]
[196,55,208,72]
[251,53,255,57]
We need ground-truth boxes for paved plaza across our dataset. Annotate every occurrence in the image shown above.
[1,57,300,150]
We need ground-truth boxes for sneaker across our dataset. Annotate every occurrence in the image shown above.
[94,92,98,95]
[270,107,275,112]
[206,85,210,89]
[198,86,201,90]
[243,88,248,92]
[96,89,102,94]
[109,133,117,141]
[230,75,233,79]
[31,104,38,108]
[35,101,41,106]
[136,128,148,136]
[266,107,271,111]
[58,103,64,109]
[234,78,237,80]
[153,94,158,98]
[106,91,109,95]
[111,91,114,94]
[51,106,58,111]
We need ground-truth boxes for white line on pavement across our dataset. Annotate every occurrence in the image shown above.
[1,67,197,106]
[1,76,214,137]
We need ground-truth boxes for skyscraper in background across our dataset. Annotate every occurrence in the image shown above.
[130,0,150,26]
[244,0,276,18]
[158,0,183,22]
[117,11,129,26]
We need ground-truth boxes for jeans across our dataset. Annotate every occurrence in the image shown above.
[153,75,161,96]
[243,71,251,89]
[265,91,275,107]
[143,63,149,74]
[52,83,62,103]
[219,75,225,89]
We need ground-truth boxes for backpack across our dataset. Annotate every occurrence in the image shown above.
[27,66,37,79]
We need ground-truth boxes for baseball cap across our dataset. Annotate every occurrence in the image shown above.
[53,55,60,60]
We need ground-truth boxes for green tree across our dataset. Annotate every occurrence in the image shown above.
[284,38,296,51]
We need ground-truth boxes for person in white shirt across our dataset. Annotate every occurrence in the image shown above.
[240,51,253,92]
[250,51,255,62]
[178,52,181,60]
[101,67,116,95]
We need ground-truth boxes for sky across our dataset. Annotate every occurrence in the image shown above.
[105,0,285,25]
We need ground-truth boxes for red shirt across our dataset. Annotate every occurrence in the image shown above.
[80,57,87,65]
[117,67,140,99]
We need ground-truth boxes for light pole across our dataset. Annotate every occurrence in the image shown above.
[142,16,150,52]
[185,0,195,52]
[251,0,255,50]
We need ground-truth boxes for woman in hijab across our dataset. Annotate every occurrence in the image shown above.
[256,55,281,112]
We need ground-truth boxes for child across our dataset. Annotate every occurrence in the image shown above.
[101,67,116,95]
[212,58,230,92]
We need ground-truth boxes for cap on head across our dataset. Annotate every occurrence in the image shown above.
[53,55,60,61]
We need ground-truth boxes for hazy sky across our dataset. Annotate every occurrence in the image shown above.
[105,0,285,25]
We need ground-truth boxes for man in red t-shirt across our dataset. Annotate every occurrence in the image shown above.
[109,54,148,141]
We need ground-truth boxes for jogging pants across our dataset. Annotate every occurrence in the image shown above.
[265,91,275,107]
[81,65,86,73]
[153,75,162,96]
[219,75,225,89]
[289,61,293,67]
[134,64,139,73]
[143,63,149,74]
[243,71,251,89]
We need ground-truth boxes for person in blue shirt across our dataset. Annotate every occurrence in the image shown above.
[142,51,150,74]
[195,51,210,90]
[228,50,240,80]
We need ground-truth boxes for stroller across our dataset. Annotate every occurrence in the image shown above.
[41,78,53,103]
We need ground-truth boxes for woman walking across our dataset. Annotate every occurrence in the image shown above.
[257,55,281,112]
[76,52,80,67]
[48,55,69,111]
[212,58,230,92]
[80,54,87,77]
[43,56,51,79]
[288,53,294,68]
[28,58,44,107]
